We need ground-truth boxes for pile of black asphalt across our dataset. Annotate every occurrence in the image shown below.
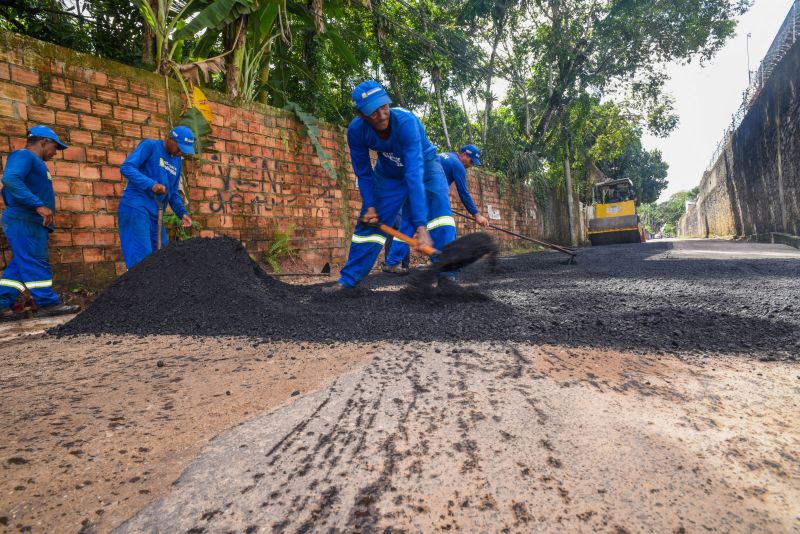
[54,236,799,361]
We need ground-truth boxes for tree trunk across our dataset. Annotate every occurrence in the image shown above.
[482,25,504,146]
[563,119,577,247]
[431,69,451,150]
[372,0,405,106]
[225,16,248,99]
[460,91,473,140]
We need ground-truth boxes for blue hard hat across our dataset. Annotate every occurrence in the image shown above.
[352,80,392,116]
[169,125,196,155]
[28,125,67,150]
[460,144,481,166]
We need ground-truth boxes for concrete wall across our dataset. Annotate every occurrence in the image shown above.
[0,32,544,287]
[679,39,800,240]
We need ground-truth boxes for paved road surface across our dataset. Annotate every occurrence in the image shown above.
[113,240,800,533]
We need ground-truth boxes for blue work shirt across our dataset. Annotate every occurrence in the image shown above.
[119,139,187,218]
[347,107,437,228]
[1,149,55,231]
[438,152,478,215]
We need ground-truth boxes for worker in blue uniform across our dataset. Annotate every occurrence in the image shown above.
[383,144,490,273]
[118,126,195,269]
[0,126,79,320]
[323,80,456,292]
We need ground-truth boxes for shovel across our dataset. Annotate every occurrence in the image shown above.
[156,196,166,251]
[452,210,577,264]
[363,221,498,288]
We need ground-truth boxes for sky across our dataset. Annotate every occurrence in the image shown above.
[642,0,794,202]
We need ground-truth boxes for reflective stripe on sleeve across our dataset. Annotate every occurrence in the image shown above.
[351,234,387,246]
[0,279,26,292]
[427,215,456,230]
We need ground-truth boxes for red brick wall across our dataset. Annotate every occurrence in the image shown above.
[0,31,541,288]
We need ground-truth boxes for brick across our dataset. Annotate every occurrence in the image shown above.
[101,167,121,181]
[56,111,80,127]
[141,126,161,139]
[71,80,95,99]
[69,129,92,145]
[122,123,141,137]
[79,164,100,179]
[93,182,115,196]
[83,247,104,263]
[59,248,83,263]
[70,181,93,195]
[50,232,72,246]
[10,65,38,86]
[68,96,92,113]
[92,132,114,148]
[0,64,9,80]
[0,98,13,118]
[108,76,129,91]
[73,231,95,245]
[102,118,122,134]
[86,147,107,163]
[92,100,112,117]
[118,92,138,108]
[43,91,67,109]
[54,161,80,178]
[83,197,107,211]
[91,71,108,86]
[129,81,149,95]
[52,178,70,193]
[115,137,137,151]
[28,105,55,123]
[94,232,117,245]
[0,80,27,101]
[115,262,126,275]
[96,87,117,103]
[62,146,86,162]
[95,214,115,228]
[73,214,94,228]
[113,106,133,121]
[107,150,127,165]
[49,76,70,93]
[132,109,150,123]
[138,96,158,112]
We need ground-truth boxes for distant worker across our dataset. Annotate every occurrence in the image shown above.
[323,80,456,292]
[383,144,490,273]
[0,126,79,320]
[118,126,195,269]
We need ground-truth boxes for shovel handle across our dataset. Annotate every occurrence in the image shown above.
[375,223,440,257]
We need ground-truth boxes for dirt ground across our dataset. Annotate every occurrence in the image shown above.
[0,322,374,533]
[1,328,799,533]
[1,240,799,533]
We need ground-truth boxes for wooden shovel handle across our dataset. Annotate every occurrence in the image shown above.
[377,223,440,257]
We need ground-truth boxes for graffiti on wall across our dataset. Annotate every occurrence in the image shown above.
[204,154,296,214]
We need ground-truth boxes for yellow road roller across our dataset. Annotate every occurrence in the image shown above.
[587,178,644,246]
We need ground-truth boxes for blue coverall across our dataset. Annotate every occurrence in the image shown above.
[385,151,478,268]
[0,149,62,309]
[338,108,456,288]
[118,139,187,269]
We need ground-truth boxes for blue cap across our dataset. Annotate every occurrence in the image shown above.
[460,144,481,166]
[28,125,67,150]
[169,125,195,155]
[352,80,392,116]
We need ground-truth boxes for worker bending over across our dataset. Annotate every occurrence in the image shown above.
[118,126,194,269]
[383,145,489,273]
[324,80,456,292]
[0,126,79,319]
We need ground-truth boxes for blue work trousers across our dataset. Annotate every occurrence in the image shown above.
[118,203,168,269]
[339,159,456,287]
[0,218,61,309]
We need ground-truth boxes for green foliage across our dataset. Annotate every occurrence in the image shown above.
[176,107,214,155]
[163,212,199,241]
[263,227,297,273]
[639,187,700,235]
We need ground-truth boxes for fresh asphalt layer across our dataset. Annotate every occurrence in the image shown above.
[58,237,800,362]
